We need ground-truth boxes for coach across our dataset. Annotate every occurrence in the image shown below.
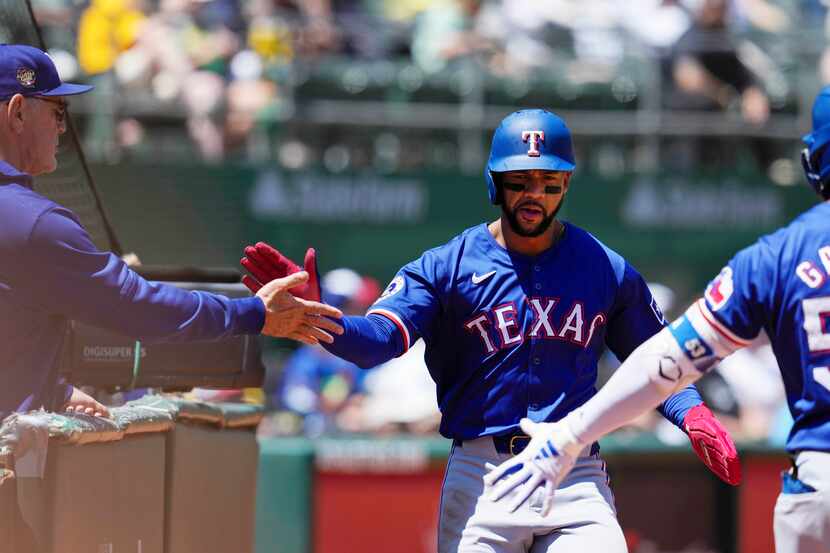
[0,44,342,420]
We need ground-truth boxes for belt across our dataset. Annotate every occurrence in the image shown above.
[455,432,601,457]
[492,433,532,455]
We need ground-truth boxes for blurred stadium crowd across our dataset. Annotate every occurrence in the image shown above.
[14,0,830,174]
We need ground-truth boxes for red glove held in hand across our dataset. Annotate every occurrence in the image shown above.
[684,404,742,486]
[240,242,321,301]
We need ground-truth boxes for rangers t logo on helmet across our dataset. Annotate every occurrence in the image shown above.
[522,131,545,157]
[485,109,575,204]
[802,85,830,199]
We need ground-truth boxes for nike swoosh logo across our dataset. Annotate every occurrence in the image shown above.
[472,271,496,284]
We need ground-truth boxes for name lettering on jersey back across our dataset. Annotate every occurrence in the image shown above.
[796,245,830,289]
[464,297,607,353]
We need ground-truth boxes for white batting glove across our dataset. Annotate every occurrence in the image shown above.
[483,418,585,516]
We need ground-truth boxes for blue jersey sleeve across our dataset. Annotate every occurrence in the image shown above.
[605,262,666,360]
[700,244,769,344]
[365,251,445,352]
[322,314,404,368]
[20,207,264,341]
[658,385,703,427]
[605,262,703,426]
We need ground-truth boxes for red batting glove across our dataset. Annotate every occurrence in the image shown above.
[240,242,321,301]
[683,404,742,486]
[240,242,300,292]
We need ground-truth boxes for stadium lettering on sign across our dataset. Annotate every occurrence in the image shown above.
[250,171,428,223]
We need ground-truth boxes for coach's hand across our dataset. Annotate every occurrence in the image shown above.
[484,418,584,516]
[64,387,109,418]
[684,404,742,486]
[241,242,321,301]
[257,271,342,344]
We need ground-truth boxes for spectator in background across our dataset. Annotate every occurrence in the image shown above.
[618,0,691,53]
[292,0,340,58]
[30,0,78,53]
[108,0,341,160]
[411,0,497,74]
[481,0,573,76]
[730,0,791,34]
[672,0,769,124]
[247,0,340,61]
[178,0,242,161]
[665,0,772,169]
[279,268,381,436]
[78,0,146,77]
[245,0,297,66]
[224,49,278,155]
[222,0,331,155]
[111,0,242,161]
[325,0,408,60]
[77,0,146,159]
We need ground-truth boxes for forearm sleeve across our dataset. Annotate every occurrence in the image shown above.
[565,304,742,445]
[23,207,264,341]
[565,328,706,445]
[321,314,405,368]
[657,384,703,429]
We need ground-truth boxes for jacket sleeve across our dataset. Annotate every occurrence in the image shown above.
[19,206,264,341]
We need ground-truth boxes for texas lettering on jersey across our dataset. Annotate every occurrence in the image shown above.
[367,223,667,439]
[464,298,606,353]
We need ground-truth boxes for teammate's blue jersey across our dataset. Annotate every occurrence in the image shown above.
[368,222,670,439]
[701,201,830,453]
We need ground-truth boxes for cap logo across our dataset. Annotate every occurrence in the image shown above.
[16,67,36,88]
[522,130,544,157]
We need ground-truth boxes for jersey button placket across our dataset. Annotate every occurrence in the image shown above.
[528,356,542,411]
[528,264,542,413]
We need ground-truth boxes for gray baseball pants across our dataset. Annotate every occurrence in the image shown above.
[774,450,830,553]
[438,437,626,553]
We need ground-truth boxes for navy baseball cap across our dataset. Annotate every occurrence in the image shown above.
[0,44,92,100]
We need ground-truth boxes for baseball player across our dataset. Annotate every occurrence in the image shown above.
[486,92,830,553]
[241,109,740,552]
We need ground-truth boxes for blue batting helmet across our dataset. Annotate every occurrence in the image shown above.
[485,109,575,204]
[802,86,830,198]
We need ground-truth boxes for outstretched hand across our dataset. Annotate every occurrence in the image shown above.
[257,271,343,344]
[483,418,583,516]
[241,243,321,301]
